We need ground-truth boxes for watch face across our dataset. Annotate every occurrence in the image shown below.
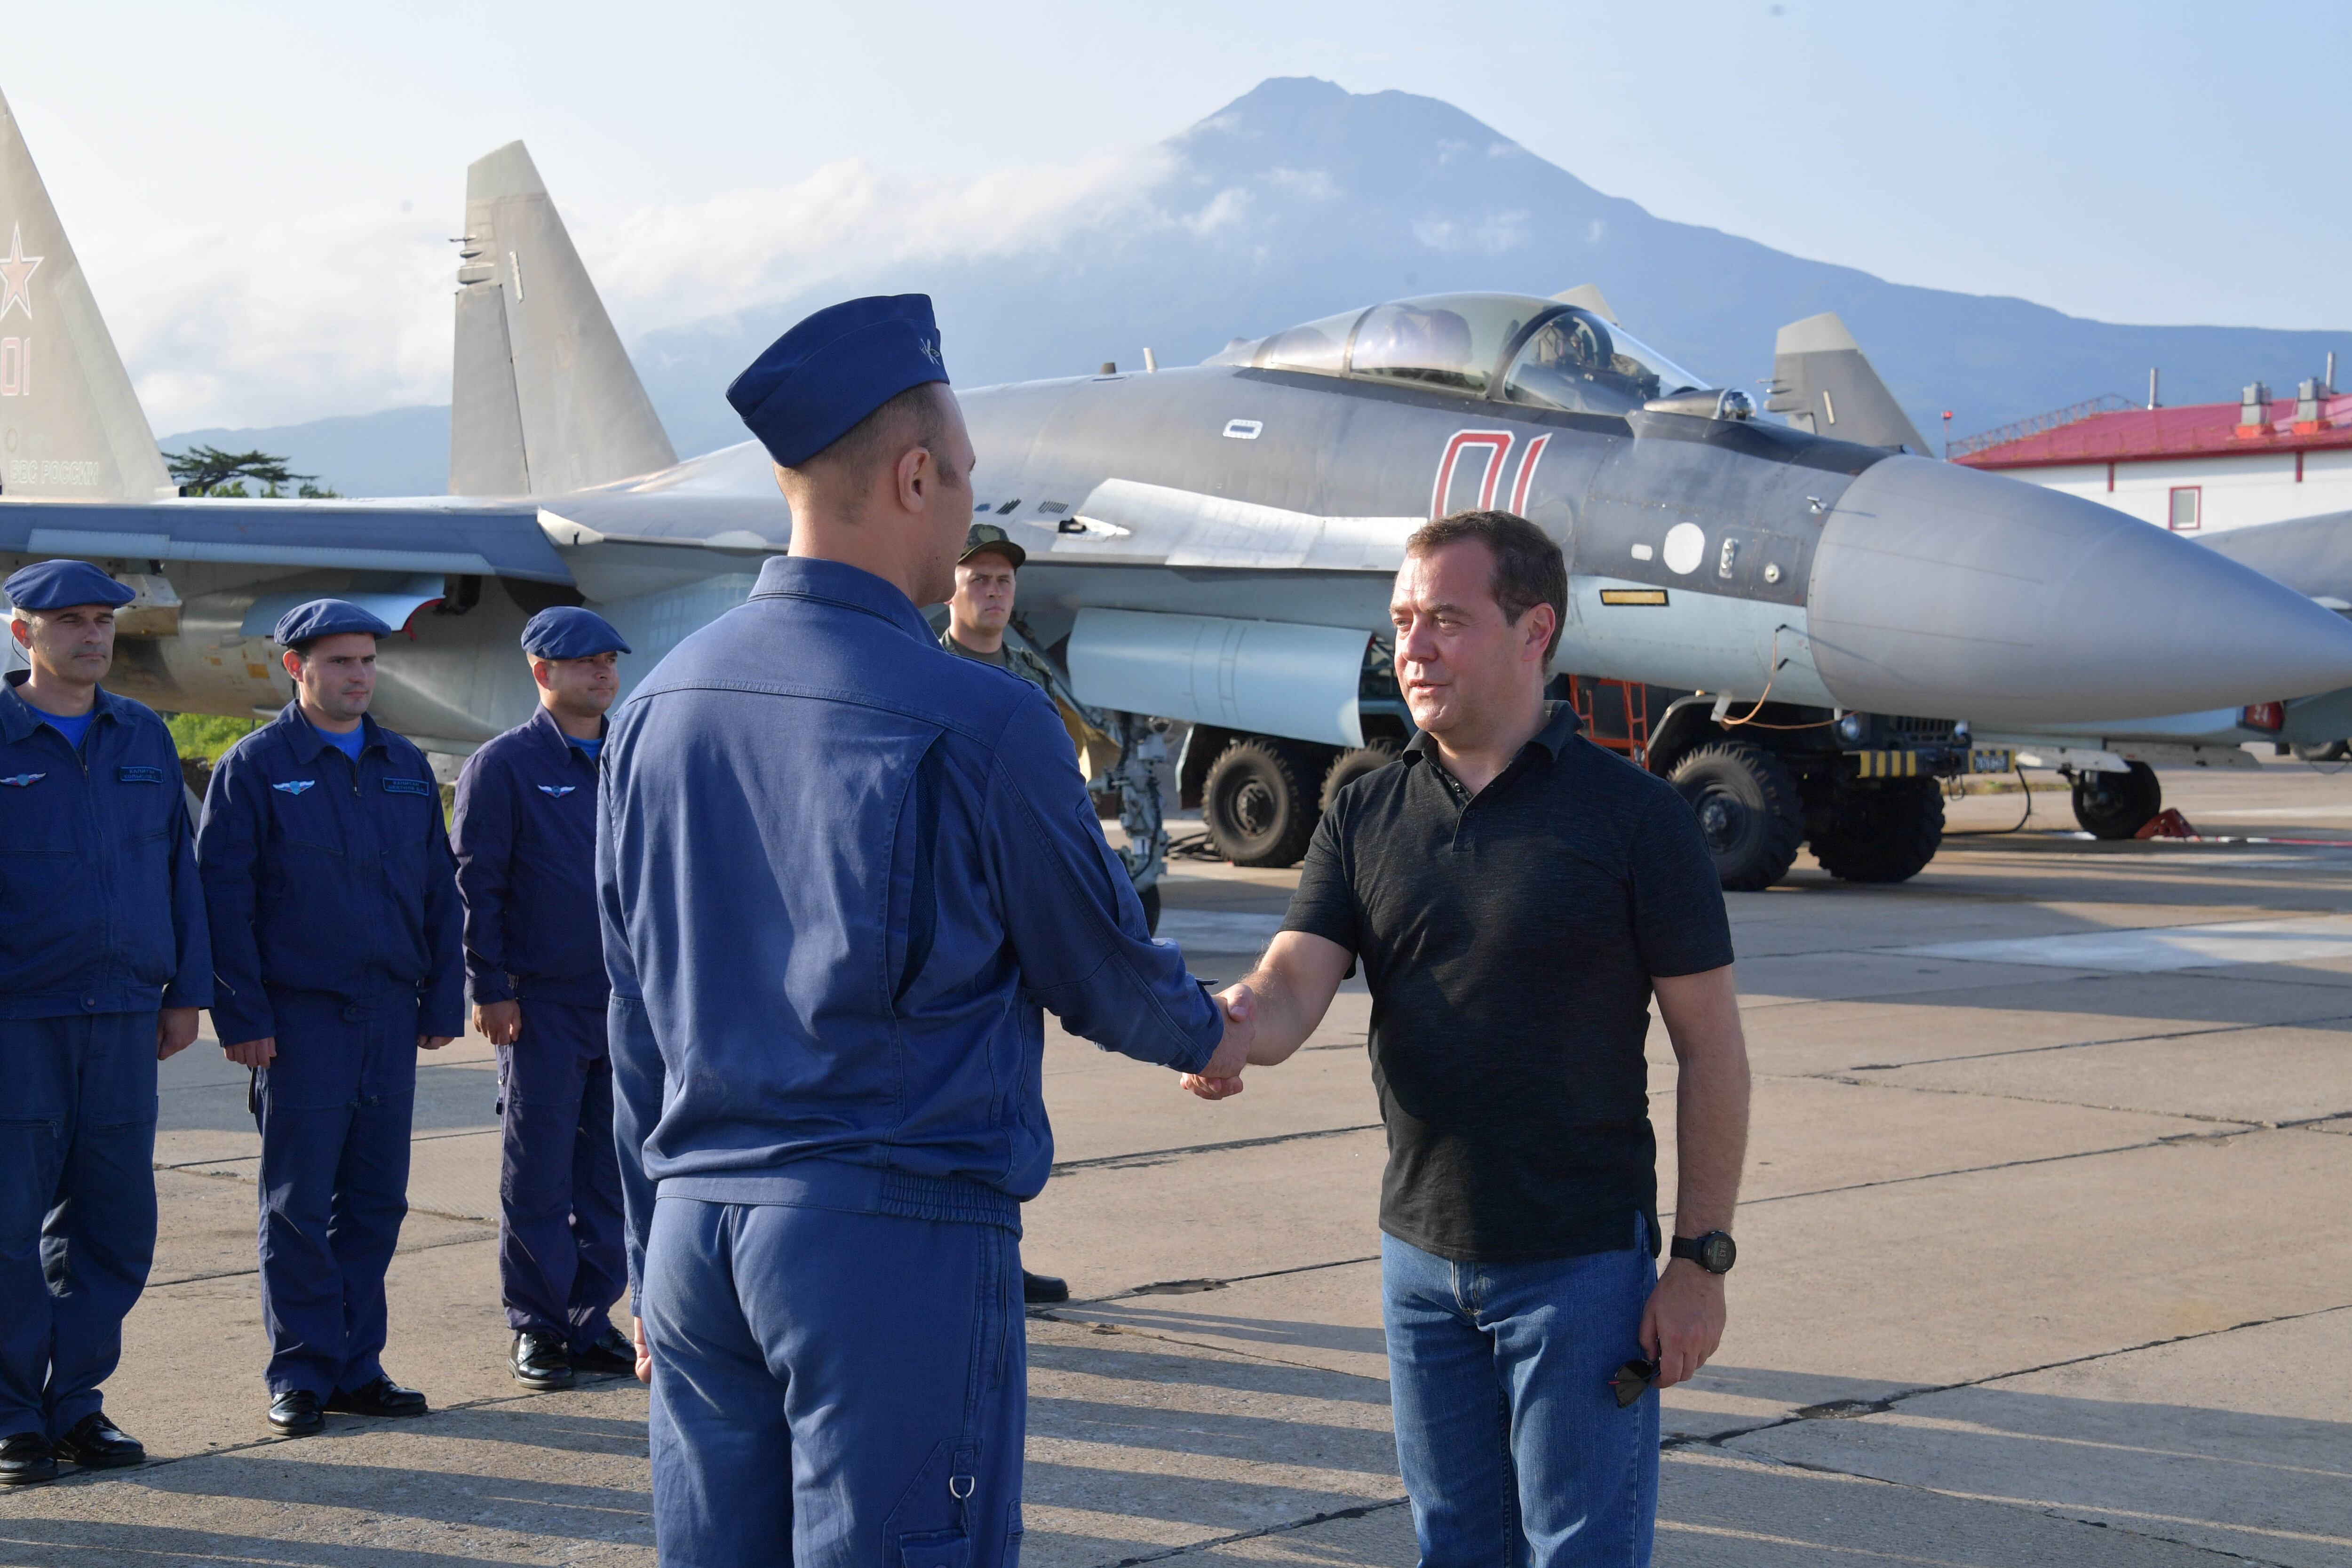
[1699,1232,1737,1274]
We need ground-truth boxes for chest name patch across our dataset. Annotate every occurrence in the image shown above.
[382,778,432,796]
[536,784,577,797]
[117,765,166,784]
[272,780,318,796]
[0,772,45,788]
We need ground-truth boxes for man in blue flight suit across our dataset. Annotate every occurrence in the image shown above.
[599,294,1253,1567]
[0,560,211,1487]
[451,606,635,1393]
[197,599,464,1437]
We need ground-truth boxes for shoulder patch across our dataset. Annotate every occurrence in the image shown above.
[117,764,167,784]
[536,784,577,797]
[272,780,317,796]
[382,778,433,796]
[0,772,46,788]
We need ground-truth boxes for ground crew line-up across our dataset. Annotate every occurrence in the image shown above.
[195,597,466,1437]
[0,292,1749,1568]
[450,605,637,1391]
[0,560,209,1487]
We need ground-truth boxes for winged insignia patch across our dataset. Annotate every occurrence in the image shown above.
[537,784,577,797]
[272,780,318,796]
[0,772,44,788]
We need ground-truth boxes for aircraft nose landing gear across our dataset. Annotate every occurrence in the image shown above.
[2067,761,2162,840]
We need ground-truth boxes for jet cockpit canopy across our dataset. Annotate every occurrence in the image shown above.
[1208,292,1706,418]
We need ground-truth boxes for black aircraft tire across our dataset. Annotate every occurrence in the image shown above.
[2071,762,2162,840]
[1320,740,1402,812]
[1668,741,1804,892]
[1203,739,1319,868]
[1809,778,1946,883]
[1139,882,1161,936]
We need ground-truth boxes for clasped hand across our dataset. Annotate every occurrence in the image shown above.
[1179,984,1255,1101]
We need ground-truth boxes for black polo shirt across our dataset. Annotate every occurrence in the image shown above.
[1282,702,1732,1264]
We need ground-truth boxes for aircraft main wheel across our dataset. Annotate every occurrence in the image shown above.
[1668,740,1804,892]
[2071,762,2161,839]
[1138,882,1161,936]
[2293,740,2351,762]
[1203,739,1319,868]
[1808,778,1945,883]
[1320,740,1402,812]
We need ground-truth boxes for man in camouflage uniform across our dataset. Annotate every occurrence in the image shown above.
[938,524,1077,1308]
[938,525,1057,691]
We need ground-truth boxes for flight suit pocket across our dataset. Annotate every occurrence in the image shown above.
[897,1528,970,1568]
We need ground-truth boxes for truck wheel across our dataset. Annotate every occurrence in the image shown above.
[1203,739,1319,868]
[1809,778,1945,883]
[2071,762,2161,839]
[2292,740,2350,763]
[1668,740,1804,891]
[1320,740,1402,812]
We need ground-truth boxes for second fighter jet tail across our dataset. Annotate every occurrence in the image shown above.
[450,142,676,496]
[1764,312,1937,457]
[0,86,177,502]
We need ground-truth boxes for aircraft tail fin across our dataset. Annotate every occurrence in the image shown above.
[1550,283,1620,325]
[1764,312,1937,456]
[450,142,675,496]
[0,88,175,501]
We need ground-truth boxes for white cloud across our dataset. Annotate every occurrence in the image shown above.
[1412,210,1530,255]
[114,205,453,434]
[115,143,1180,432]
[589,144,1180,334]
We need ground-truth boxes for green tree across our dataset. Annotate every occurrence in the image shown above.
[164,445,336,499]
[167,712,259,764]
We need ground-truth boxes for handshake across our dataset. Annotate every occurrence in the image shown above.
[1179,981,1260,1103]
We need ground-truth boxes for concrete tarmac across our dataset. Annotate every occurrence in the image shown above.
[5,756,2350,1565]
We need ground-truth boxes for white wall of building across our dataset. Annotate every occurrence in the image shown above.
[2017,448,2352,533]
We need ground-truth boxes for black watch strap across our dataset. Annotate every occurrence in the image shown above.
[1671,1231,1736,1274]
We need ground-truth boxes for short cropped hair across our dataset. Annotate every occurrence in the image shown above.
[1404,509,1567,668]
[788,382,950,488]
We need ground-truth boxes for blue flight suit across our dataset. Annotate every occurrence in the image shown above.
[600,556,1224,1568]
[196,704,463,1399]
[450,704,624,1354]
[0,675,210,1441]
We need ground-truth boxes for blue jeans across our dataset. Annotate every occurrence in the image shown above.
[1382,1220,1659,1568]
[0,1013,158,1438]
[642,1196,1025,1568]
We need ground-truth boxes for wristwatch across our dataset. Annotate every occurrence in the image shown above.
[1670,1230,1736,1275]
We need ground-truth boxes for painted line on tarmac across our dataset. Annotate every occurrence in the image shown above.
[144,1223,498,1290]
[1081,1496,1412,1568]
[1051,1122,1382,1175]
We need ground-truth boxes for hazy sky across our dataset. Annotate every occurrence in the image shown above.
[10,1,2343,431]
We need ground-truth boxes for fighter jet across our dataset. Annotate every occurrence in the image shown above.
[1756,311,2352,837]
[8,96,2352,896]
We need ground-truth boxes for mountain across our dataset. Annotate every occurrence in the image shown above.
[157,405,448,498]
[189,78,2348,492]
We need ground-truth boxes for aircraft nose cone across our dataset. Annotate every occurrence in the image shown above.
[1805,456,2352,725]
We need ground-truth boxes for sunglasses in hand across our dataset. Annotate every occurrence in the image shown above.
[1609,1358,1660,1409]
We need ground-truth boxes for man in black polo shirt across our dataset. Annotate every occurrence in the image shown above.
[1189,511,1750,1567]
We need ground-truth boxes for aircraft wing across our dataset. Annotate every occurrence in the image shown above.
[0,497,568,581]
[2198,509,2352,607]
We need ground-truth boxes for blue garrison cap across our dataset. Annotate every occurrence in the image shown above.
[725,294,949,467]
[273,598,392,649]
[4,559,135,613]
[521,606,630,660]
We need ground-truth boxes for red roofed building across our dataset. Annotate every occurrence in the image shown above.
[1952,376,2352,534]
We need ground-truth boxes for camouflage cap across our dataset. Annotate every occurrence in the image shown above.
[959,522,1026,569]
